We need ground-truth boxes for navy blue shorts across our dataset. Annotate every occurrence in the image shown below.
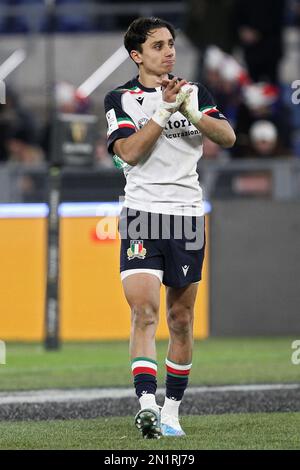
[119,207,206,288]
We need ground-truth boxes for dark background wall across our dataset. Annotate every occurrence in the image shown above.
[210,200,300,336]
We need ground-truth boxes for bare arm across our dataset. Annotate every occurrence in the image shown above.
[113,77,188,166]
[193,114,236,148]
[113,120,164,166]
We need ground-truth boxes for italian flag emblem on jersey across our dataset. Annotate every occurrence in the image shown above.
[127,240,147,260]
[117,117,136,131]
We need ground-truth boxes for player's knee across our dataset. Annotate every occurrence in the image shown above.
[167,306,193,334]
[131,303,159,330]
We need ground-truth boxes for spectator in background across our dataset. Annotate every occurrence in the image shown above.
[202,46,250,127]
[233,82,292,158]
[248,121,283,158]
[234,0,286,84]
[230,122,281,196]
[201,46,224,96]
[211,120,278,197]
[200,45,294,159]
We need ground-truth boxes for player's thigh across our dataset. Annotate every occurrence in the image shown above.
[166,282,199,313]
[122,273,161,312]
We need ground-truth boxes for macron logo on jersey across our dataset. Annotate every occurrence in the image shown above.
[182,265,190,276]
[106,108,118,136]
[136,97,144,106]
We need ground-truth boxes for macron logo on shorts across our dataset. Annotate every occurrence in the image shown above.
[182,265,190,277]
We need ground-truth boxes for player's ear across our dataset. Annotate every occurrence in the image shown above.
[130,50,142,66]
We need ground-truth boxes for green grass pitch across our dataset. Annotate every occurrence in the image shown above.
[0,413,299,450]
[0,337,299,390]
[0,338,299,450]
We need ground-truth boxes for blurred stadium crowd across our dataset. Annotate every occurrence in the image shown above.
[0,0,299,172]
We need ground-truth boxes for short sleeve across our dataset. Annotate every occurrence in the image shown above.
[104,91,136,155]
[197,83,228,121]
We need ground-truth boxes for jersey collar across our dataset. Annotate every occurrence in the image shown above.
[133,74,175,93]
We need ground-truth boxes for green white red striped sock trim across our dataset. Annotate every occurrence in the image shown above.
[165,358,192,378]
[131,357,157,377]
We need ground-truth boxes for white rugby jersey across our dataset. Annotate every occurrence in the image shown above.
[104,75,227,216]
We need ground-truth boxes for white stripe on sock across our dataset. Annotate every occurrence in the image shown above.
[165,358,192,371]
[131,360,157,372]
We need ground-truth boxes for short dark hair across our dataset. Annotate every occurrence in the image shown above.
[124,17,176,55]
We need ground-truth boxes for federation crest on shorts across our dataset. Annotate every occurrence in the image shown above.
[127,240,147,260]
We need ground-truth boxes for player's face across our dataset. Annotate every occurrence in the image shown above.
[132,27,176,76]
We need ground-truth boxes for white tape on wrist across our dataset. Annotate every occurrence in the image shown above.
[152,107,172,128]
[183,108,203,125]
[152,88,194,128]
[162,89,192,111]
[161,100,177,110]
[189,109,203,125]
[179,89,203,125]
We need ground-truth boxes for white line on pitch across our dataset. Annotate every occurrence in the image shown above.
[0,384,299,405]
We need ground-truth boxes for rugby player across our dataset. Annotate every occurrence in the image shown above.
[104,17,235,438]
